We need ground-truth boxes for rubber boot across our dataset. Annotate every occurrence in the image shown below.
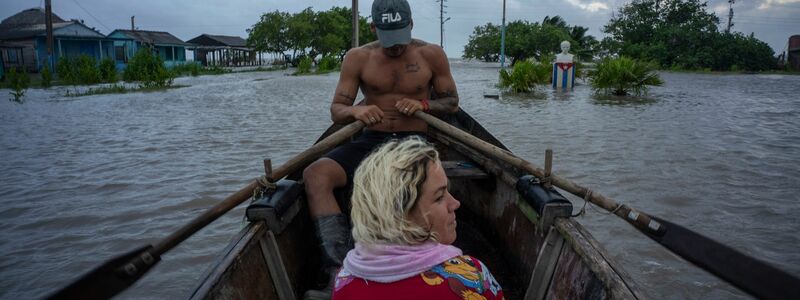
[303,213,352,300]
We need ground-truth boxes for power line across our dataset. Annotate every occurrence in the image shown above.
[70,0,112,32]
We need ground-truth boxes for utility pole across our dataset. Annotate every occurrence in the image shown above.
[131,16,135,30]
[437,0,450,48]
[45,0,54,69]
[500,0,506,70]
[726,0,735,33]
[352,0,359,48]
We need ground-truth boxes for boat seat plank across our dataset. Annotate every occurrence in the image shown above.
[442,160,489,179]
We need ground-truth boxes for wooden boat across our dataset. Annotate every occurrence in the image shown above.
[188,110,645,300]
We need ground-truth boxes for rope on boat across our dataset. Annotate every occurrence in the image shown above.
[253,175,278,200]
[571,189,591,217]
[572,188,623,217]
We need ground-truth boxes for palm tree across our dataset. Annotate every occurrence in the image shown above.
[542,15,568,29]
[590,56,664,96]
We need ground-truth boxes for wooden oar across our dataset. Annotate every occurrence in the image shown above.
[48,120,365,300]
[415,111,800,300]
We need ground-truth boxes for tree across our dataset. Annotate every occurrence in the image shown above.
[463,23,501,62]
[313,8,348,57]
[603,0,774,71]
[463,16,595,64]
[248,7,376,63]
[286,8,316,59]
[569,26,598,61]
[326,6,377,52]
[247,10,290,54]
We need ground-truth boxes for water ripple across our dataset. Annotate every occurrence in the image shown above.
[1,64,798,299]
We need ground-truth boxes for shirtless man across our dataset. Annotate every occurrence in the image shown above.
[301,0,459,291]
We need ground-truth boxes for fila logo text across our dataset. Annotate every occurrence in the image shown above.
[381,12,402,23]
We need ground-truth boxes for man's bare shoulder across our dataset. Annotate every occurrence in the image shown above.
[362,40,382,50]
[345,45,371,59]
[412,39,448,63]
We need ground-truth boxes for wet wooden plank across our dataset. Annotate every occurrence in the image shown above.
[546,237,607,300]
[555,219,646,300]
[259,230,295,300]
[526,227,566,300]
[190,221,278,300]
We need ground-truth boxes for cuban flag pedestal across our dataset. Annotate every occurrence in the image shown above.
[552,62,575,90]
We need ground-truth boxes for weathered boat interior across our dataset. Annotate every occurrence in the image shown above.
[188,111,645,300]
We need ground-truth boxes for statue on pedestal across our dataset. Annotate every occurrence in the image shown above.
[553,41,576,90]
[556,41,574,63]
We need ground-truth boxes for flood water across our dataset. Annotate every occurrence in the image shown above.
[1,61,798,299]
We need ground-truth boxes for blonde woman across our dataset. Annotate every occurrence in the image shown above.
[333,137,504,300]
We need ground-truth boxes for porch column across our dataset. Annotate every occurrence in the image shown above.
[171,46,175,64]
[98,40,103,60]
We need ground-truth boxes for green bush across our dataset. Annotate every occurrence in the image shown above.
[202,65,228,75]
[7,68,29,103]
[170,62,202,77]
[590,56,663,96]
[498,59,551,93]
[297,56,312,74]
[41,64,52,88]
[76,55,101,85]
[318,55,339,72]
[99,58,117,83]
[189,62,200,76]
[123,49,174,88]
[56,56,78,85]
[55,56,106,85]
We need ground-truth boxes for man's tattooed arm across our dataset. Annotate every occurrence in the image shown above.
[426,44,460,114]
[428,89,459,114]
[330,91,358,123]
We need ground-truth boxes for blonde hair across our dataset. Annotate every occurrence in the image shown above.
[350,136,439,245]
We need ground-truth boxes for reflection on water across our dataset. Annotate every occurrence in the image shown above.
[1,61,799,300]
[591,94,658,106]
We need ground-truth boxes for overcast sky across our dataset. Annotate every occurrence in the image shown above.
[2,0,798,57]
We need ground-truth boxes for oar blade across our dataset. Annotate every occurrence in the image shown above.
[644,216,800,300]
[47,245,160,300]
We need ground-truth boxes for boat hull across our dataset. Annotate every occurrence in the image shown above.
[189,110,644,300]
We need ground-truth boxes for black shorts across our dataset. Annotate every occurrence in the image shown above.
[323,130,426,184]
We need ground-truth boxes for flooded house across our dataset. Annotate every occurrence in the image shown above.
[186,34,261,67]
[108,29,189,68]
[786,35,800,70]
[0,8,112,73]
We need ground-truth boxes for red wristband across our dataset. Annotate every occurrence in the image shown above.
[421,99,430,111]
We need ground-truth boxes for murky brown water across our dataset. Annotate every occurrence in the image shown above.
[1,61,798,299]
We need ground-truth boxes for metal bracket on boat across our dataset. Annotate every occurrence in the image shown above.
[516,175,573,236]
[246,179,303,234]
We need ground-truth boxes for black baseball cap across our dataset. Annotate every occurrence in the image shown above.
[371,0,412,48]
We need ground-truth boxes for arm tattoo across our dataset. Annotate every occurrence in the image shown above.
[439,90,458,98]
[337,92,355,101]
[429,90,459,113]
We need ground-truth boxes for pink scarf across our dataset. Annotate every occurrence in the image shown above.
[341,242,463,283]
